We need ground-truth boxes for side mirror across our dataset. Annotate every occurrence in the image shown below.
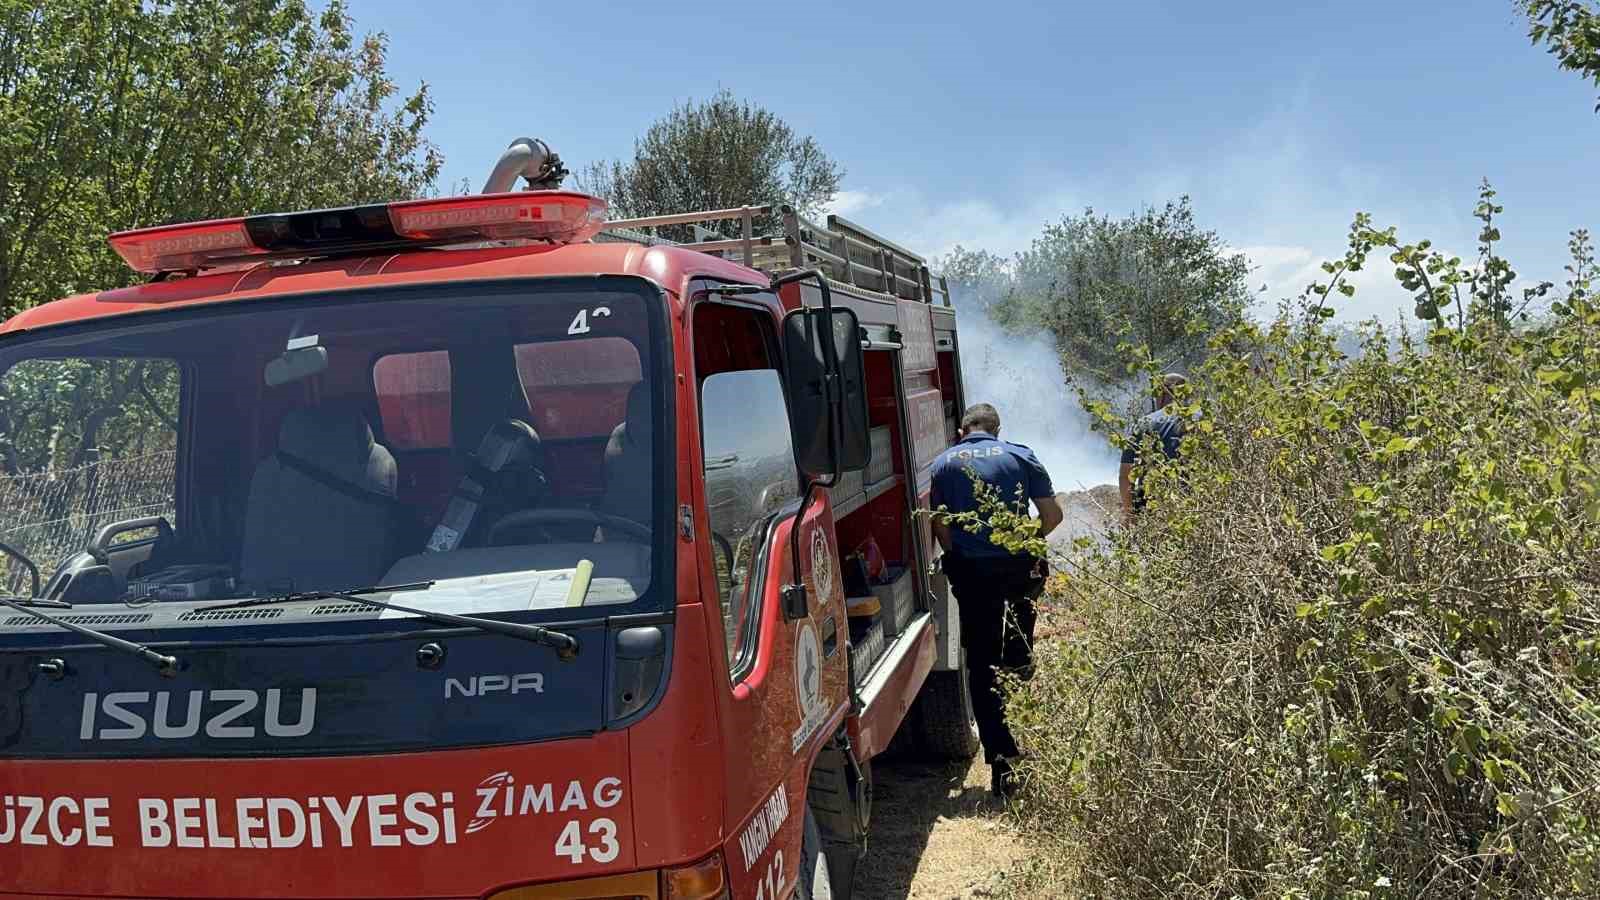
[781,306,870,477]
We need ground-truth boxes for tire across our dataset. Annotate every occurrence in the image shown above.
[796,808,834,900]
[901,653,981,760]
[807,746,867,899]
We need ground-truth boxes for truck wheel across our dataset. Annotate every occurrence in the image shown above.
[808,745,868,899]
[903,653,981,760]
[797,809,834,900]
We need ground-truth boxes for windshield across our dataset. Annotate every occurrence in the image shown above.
[0,277,668,637]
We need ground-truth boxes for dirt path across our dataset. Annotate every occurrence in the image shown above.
[849,484,1111,899]
[852,754,1023,900]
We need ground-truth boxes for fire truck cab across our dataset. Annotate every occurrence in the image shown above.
[0,140,976,900]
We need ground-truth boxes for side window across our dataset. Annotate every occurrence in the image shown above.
[373,351,451,450]
[0,358,180,584]
[695,302,798,675]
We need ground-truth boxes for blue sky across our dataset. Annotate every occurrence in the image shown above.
[350,0,1598,323]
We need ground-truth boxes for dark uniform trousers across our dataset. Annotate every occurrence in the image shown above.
[943,551,1042,763]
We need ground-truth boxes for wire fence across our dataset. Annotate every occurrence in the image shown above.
[0,451,177,595]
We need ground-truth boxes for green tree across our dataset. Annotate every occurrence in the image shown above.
[578,90,842,241]
[937,245,1012,316]
[0,0,441,317]
[947,198,1254,384]
[1519,0,1600,109]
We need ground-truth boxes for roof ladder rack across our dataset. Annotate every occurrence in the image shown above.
[598,202,952,306]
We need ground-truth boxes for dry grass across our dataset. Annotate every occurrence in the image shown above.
[854,754,1024,900]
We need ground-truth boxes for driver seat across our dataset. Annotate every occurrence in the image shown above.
[598,382,651,525]
[239,404,399,592]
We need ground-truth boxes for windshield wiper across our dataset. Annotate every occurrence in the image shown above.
[205,583,580,660]
[205,581,436,610]
[3,597,70,609]
[0,595,180,676]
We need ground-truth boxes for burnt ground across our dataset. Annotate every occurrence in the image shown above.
[1049,484,1121,553]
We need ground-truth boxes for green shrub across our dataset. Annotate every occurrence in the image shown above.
[1004,187,1600,899]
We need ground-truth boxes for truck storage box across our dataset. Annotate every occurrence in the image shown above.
[827,467,864,508]
[872,565,915,637]
[845,593,880,618]
[866,425,894,484]
[849,616,886,680]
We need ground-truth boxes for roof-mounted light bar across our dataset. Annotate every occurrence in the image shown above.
[388,193,603,242]
[108,191,608,274]
[107,219,266,274]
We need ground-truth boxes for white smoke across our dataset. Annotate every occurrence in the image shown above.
[954,306,1121,492]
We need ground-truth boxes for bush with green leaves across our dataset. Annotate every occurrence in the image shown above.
[998,185,1600,898]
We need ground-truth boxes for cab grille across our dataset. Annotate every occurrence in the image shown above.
[309,603,376,616]
[176,607,283,622]
[4,612,153,627]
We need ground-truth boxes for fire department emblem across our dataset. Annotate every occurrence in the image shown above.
[790,620,827,751]
[809,527,833,605]
[795,622,822,718]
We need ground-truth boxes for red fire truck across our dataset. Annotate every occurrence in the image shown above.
[0,138,977,900]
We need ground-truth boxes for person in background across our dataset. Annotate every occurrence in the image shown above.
[930,403,1064,799]
[1119,372,1189,520]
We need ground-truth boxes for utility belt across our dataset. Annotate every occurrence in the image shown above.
[944,550,1046,591]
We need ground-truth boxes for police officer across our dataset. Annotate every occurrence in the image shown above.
[1119,373,1188,520]
[929,403,1063,798]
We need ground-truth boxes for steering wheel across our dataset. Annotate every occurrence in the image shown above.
[486,508,652,546]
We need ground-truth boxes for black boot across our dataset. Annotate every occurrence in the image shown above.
[991,757,1017,799]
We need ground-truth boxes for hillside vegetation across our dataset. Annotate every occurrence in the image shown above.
[998,193,1600,898]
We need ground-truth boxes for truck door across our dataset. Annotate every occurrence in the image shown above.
[691,295,849,899]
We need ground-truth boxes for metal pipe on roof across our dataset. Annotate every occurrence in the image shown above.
[482,137,568,193]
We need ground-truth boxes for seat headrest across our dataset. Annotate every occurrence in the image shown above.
[478,418,546,471]
[278,404,379,473]
[624,382,651,448]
